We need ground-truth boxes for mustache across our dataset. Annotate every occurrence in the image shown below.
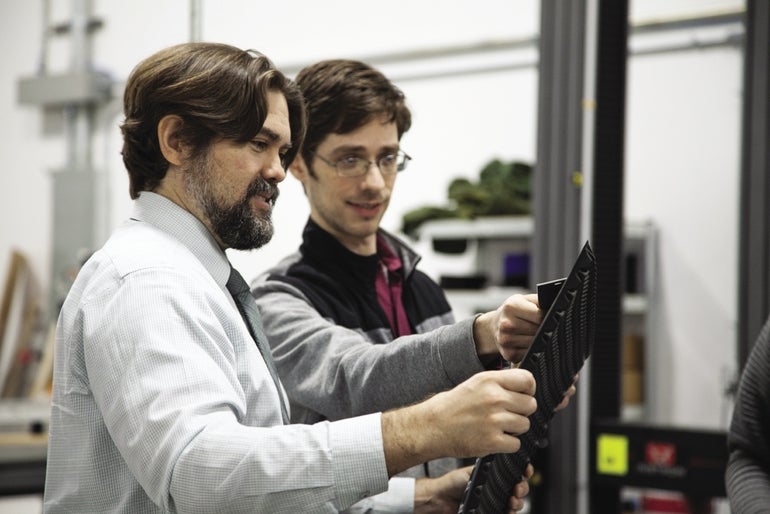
[356,189,387,203]
[246,178,279,204]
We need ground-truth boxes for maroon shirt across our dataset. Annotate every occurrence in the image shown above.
[375,234,413,337]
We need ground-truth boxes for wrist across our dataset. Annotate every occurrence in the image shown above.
[472,311,497,357]
[414,477,437,512]
[381,403,440,477]
[414,467,473,514]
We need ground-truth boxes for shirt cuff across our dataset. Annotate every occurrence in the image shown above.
[329,412,390,510]
[346,477,415,514]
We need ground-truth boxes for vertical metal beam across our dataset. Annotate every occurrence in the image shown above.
[190,0,203,42]
[49,0,102,316]
[577,2,599,511]
[588,0,629,512]
[533,0,585,280]
[65,0,94,172]
[737,0,770,368]
[532,1,586,512]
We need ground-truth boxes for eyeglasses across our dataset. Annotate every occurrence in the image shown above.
[310,150,412,178]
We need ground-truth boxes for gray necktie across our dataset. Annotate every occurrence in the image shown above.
[226,266,289,424]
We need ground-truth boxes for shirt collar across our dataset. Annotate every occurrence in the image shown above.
[301,217,422,279]
[376,233,403,274]
[131,191,232,288]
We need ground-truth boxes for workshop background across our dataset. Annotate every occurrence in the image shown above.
[0,1,756,512]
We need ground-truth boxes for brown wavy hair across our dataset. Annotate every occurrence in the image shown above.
[120,42,306,199]
[294,59,411,171]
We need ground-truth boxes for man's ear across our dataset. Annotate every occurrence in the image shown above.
[288,154,309,183]
[157,115,187,166]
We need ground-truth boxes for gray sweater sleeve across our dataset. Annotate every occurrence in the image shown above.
[726,316,770,513]
[252,279,485,422]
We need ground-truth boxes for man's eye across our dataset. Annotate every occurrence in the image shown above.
[380,154,397,165]
[251,140,268,152]
[338,156,361,169]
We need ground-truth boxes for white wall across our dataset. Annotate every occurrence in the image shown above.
[0,0,744,432]
[625,41,743,427]
[0,0,541,299]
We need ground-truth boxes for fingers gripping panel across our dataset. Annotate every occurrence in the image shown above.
[458,242,597,514]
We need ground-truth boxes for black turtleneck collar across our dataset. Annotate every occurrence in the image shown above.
[298,217,421,281]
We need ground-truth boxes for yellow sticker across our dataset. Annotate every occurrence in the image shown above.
[597,433,629,476]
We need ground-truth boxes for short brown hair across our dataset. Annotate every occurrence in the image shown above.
[294,59,411,167]
[120,42,306,198]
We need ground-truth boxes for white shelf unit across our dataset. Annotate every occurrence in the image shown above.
[416,216,657,420]
[416,216,534,295]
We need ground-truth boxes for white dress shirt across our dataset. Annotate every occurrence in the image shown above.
[43,192,388,513]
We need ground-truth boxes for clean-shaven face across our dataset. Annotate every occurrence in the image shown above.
[306,118,400,255]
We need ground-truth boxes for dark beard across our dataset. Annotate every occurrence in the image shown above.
[208,177,279,250]
[186,157,280,250]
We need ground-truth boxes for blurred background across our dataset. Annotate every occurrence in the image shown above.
[0,0,762,512]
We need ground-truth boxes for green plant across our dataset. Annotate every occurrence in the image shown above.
[401,158,532,238]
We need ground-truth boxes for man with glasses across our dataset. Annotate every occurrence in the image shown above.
[44,45,542,514]
[252,59,569,513]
